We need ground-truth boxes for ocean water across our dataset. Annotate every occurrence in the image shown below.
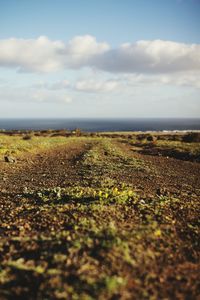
[0,118,200,132]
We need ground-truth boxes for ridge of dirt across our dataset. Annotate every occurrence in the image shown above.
[115,139,200,197]
[0,140,93,195]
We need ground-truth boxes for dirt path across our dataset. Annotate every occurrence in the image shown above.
[1,138,199,198]
[109,140,200,197]
[0,140,92,195]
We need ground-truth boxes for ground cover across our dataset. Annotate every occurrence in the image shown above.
[0,132,199,299]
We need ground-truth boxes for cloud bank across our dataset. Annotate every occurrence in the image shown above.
[0,35,200,74]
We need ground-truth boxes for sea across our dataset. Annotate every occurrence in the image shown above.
[0,118,200,132]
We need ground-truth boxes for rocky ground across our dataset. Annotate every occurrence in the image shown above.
[0,133,199,299]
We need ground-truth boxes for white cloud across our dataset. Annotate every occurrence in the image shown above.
[66,35,110,68]
[0,36,199,76]
[31,78,120,93]
[125,71,200,89]
[0,35,109,72]
[74,79,119,93]
[0,36,200,92]
[95,40,200,74]
[31,89,72,103]
[0,36,65,72]
[33,80,70,90]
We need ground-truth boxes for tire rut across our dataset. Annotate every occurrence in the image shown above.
[0,141,93,196]
[115,140,200,196]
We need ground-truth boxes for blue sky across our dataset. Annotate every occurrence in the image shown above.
[0,0,200,118]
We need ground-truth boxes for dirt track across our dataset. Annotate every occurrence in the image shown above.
[1,138,200,197]
[0,140,89,195]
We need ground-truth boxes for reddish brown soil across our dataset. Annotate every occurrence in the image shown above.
[116,141,200,197]
[0,141,90,195]
[1,138,199,198]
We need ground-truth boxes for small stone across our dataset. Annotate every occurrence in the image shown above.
[4,156,16,163]
[23,187,28,193]
[140,200,146,204]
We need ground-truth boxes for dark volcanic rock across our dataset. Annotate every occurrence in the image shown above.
[146,135,157,142]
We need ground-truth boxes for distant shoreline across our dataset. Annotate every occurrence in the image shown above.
[0,118,200,132]
[1,129,200,135]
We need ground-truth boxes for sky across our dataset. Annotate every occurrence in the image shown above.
[0,0,200,118]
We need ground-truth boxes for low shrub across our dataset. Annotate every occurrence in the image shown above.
[182,132,200,143]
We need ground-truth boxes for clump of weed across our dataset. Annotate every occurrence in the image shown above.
[182,132,200,143]
[22,135,32,140]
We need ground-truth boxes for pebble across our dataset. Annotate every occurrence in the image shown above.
[4,156,16,163]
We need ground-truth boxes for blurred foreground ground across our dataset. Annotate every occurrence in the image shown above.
[0,131,199,299]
